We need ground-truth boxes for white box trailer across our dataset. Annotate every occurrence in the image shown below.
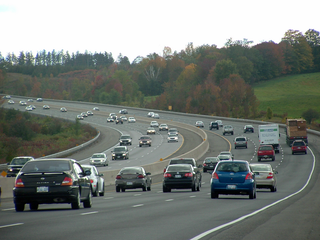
[258,124,280,153]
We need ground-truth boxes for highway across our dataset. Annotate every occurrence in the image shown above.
[0,97,319,240]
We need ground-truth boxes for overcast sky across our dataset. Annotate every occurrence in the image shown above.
[0,0,318,62]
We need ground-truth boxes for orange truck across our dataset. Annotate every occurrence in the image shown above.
[285,119,308,146]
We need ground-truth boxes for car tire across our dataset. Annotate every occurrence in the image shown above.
[92,184,98,197]
[197,182,200,191]
[83,189,92,208]
[192,183,196,192]
[71,190,81,209]
[116,186,120,192]
[270,186,276,192]
[163,186,169,192]
[29,203,39,211]
[211,191,218,199]
[147,185,151,191]
[99,184,105,196]
[305,151,307,154]
[142,185,147,191]
[249,189,255,199]
[139,145,142,147]
[272,156,275,161]
[235,146,237,149]
[203,169,207,173]
[258,158,261,162]
[15,203,25,212]
[121,188,126,192]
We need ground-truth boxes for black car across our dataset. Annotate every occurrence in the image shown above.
[112,146,129,160]
[163,164,201,192]
[115,117,123,124]
[7,156,35,177]
[244,125,254,133]
[119,135,132,146]
[209,121,219,130]
[13,158,92,212]
[139,135,152,147]
[115,166,152,192]
[203,157,219,172]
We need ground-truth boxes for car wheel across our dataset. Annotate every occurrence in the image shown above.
[197,182,200,191]
[235,146,237,149]
[203,169,207,173]
[272,156,275,161]
[99,184,105,196]
[270,186,276,192]
[116,186,120,192]
[83,189,92,208]
[15,203,25,212]
[139,145,142,147]
[258,158,261,162]
[192,183,196,192]
[71,190,81,209]
[92,184,98,197]
[249,189,255,199]
[163,186,169,192]
[305,151,307,154]
[246,145,247,149]
[121,188,126,192]
[147,185,151,191]
[211,191,218,199]
[29,203,39,211]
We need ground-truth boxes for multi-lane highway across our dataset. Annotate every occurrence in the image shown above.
[0,97,319,240]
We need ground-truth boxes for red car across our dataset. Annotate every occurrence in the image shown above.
[257,145,275,161]
[291,140,307,155]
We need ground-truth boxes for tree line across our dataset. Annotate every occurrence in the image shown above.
[1,29,319,118]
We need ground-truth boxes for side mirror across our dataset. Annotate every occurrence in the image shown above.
[146,172,151,175]
[198,164,203,168]
[273,170,278,174]
[99,173,104,177]
[84,170,91,176]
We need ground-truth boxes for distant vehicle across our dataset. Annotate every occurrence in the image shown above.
[211,160,256,199]
[209,121,219,130]
[128,117,136,123]
[19,101,27,106]
[150,121,159,127]
[159,123,168,131]
[147,127,156,135]
[119,135,132,146]
[195,121,204,128]
[87,111,93,116]
[81,112,88,117]
[250,163,277,192]
[89,153,108,166]
[217,154,232,161]
[259,124,280,153]
[43,105,50,109]
[257,145,275,161]
[112,146,129,160]
[219,151,234,159]
[203,157,219,172]
[120,115,127,121]
[82,165,105,197]
[109,113,117,120]
[30,105,36,109]
[77,115,84,120]
[167,132,178,142]
[25,106,33,111]
[234,136,248,149]
[139,135,152,147]
[13,158,92,211]
[163,164,201,192]
[7,156,35,177]
[107,117,114,122]
[8,100,15,104]
[115,117,123,124]
[36,98,43,102]
[2,95,11,99]
[93,107,100,111]
[147,112,154,117]
[115,166,152,192]
[223,125,234,135]
[153,113,160,119]
[60,107,67,112]
[216,120,223,127]
[244,125,254,133]
[285,119,308,146]
[291,140,307,155]
[27,98,33,102]
[168,128,178,135]
[119,109,128,114]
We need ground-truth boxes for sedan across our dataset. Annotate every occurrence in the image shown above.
[159,123,168,131]
[244,125,254,133]
[19,101,27,106]
[163,164,201,192]
[119,109,128,114]
[203,157,219,172]
[89,153,108,166]
[139,135,152,147]
[234,136,248,149]
[211,160,256,199]
[250,163,277,192]
[147,127,156,135]
[195,121,204,128]
[107,117,114,122]
[60,107,67,112]
[87,111,93,116]
[153,113,160,119]
[82,165,105,197]
[150,121,159,127]
[77,115,84,120]
[128,117,136,123]
[115,166,152,192]
[43,105,50,109]
[217,154,232,161]
[216,120,223,127]
[8,100,15,104]
[36,98,43,102]
[219,151,234,159]
[120,115,127,121]
[13,158,92,211]
[81,112,88,117]
[25,106,33,111]
[147,112,154,117]
[167,132,178,142]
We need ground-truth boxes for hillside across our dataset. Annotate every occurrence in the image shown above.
[253,72,320,119]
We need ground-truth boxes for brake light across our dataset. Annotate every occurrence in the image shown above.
[90,179,93,183]
[15,178,24,187]
[184,172,193,177]
[212,172,219,179]
[203,163,207,167]
[266,173,274,179]
[116,175,122,179]
[137,174,144,179]
[61,177,73,186]
[245,173,253,180]
[164,173,172,178]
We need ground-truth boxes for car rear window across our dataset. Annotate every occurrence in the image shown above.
[250,165,271,172]
[167,165,191,172]
[11,157,32,165]
[114,147,126,152]
[22,160,71,172]
[293,141,305,146]
[259,146,273,150]
[169,159,195,166]
[120,168,142,174]
[236,138,246,141]
[216,163,248,172]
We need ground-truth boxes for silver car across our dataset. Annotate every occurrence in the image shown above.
[167,132,178,142]
[250,163,277,192]
[82,165,105,197]
[234,136,248,149]
[89,153,108,166]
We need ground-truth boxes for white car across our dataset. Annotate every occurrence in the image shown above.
[19,101,27,106]
[147,112,154,117]
[8,100,14,104]
[77,115,84,120]
[120,115,127,121]
[89,153,109,166]
[60,107,67,112]
[81,165,105,197]
[150,121,159,127]
[216,120,223,127]
[153,113,160,119]
[195,121,204,128]
[43,105,50,109]
[93,107,100,111]
[25,106,33,111]
[167,132,179,142]
[128,117,136,123]
[147,127,156,135]
[159,124,168,131]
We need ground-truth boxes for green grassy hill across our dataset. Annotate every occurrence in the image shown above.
[253,72,320,119]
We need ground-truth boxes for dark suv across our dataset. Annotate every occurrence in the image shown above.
[119,135,132,146]
[112,146,129,160]
[291,140,307,155]
[209,121,219,130]
[139,135,152,147]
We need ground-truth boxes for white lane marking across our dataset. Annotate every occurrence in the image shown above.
[81,211,98,215]
[104,197,114,200]
[190,196,196,198]
[191,147,316,240]
[0,223,24,229]
[134,194,141,196]
[165,199,174,202]
[1,208,15,211]
[132,204,144,208]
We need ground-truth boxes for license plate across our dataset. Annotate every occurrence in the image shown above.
[227,185,236,189]
[37,186,49,192]
[127,182,133,185]
[209,165,213,167]
[175,175,181,178]
[117,156,120,158]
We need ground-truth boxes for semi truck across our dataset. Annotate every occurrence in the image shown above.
[285,118,308,146]
[258,124,280,153]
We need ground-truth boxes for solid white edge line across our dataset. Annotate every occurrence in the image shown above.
[0,223,24,229]
[190,147,316,240]
[80,211,98,215]
[132,204,144,208]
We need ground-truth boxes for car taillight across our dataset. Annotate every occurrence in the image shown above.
[164,173,172,178]
[137,174,144,179]
[90,179,94,183]
[15,178,24,187]
[245,173,253,180]
[184,172,193,177]
[267,173,274,179]
[203,163,207,167]
[212,172,219,179]
[116,175,122,179]
[61,177,73,186]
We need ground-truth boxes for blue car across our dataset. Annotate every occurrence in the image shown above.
[210,160,256,199]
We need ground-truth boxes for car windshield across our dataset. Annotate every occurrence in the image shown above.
[92,154,105,158]
[140,136,151,140]
[250,165,271,172]
[205,158,218,163]
[259,146,273,150]
[114,147,126,152]
[167,165,191,172]
[120,168,142,174]
[11,157,32,165]
[21,160,71,172]
[225,126,232,129]
[216,163,248,172]
[121,136,131,139]
[169,159,194,166]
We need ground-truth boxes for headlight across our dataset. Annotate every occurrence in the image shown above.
[9,169,13,172]
[112,153,116,156]
[122,153,127,156]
